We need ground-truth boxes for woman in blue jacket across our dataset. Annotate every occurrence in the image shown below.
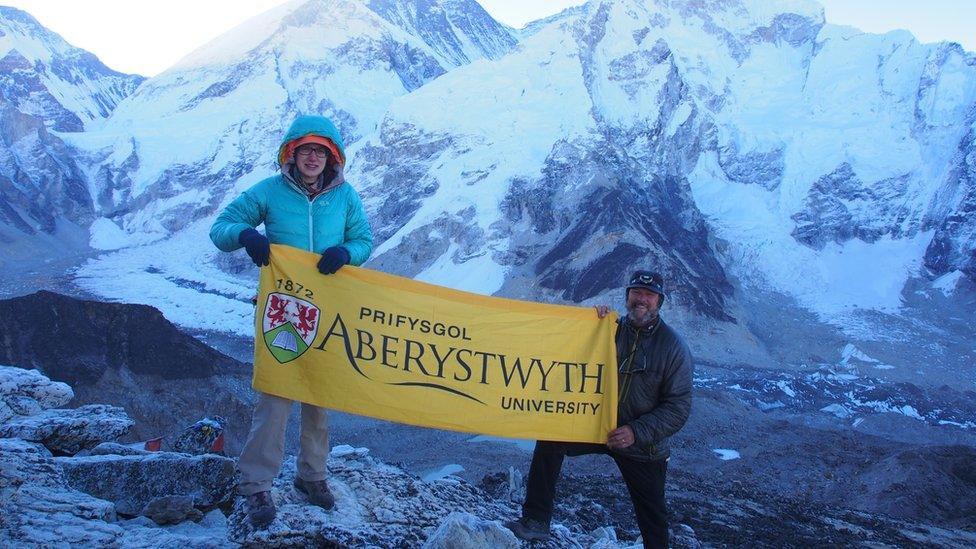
[210,114,372,528]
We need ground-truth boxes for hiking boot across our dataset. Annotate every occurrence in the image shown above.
[293,477,335,510]
[505,516,550,541]
[245,491,276,528]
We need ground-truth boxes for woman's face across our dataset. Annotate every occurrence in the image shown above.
[294,144,329,183]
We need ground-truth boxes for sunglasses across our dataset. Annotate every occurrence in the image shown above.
[630,273,660,285]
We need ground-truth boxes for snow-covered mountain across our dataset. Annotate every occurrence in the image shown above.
[0,6,143,132]
[365,0,517,65]
[352,0,976,324]
[0,7,143,256]
[59,0,516,250]
[2,0,975,372]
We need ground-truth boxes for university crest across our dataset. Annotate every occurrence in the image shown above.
[262,292,320,363]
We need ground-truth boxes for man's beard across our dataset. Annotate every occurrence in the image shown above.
[627,303,659,327]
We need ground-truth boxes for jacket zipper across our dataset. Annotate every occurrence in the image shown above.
[307,190,330,252]
[283,172,323,252]
[307,196,314,251]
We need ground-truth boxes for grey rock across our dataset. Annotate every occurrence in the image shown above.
[0,438,64,488]
[0,482,121,546]
[506,466,524,502]
[330,443,370,459]
[590,525,618,541]
[0,365,72,424]
[717,142,785,190]
[89,441,154,456]
[4,394,43,417]
[924,125,976,278]
[117,524,231,549]
[0,365,73,410]
[0,438,122,547]
[422,511,519,549]
[142,494,204,525]
[0,104,96,239]
[0,292,244,385]
[199,508,229,528]
[57,451,236,517]
[0,404,133,454]
[6,481,117,521]
[0,400,12,426]
[227,454,518,547]
[0,434,232,548]
[845,444,976,526]
[791,163,912,249]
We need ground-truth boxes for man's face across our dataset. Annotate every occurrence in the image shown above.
[294,144,329,183]
[626,287,661,326]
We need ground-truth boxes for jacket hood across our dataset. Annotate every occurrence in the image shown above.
[277,114,346,169]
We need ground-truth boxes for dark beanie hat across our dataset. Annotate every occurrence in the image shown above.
[626,270,665,298]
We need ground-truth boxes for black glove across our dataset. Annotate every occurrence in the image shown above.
[318,246,350,274]
[238,228,270,267]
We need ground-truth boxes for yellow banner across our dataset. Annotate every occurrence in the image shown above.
[253,244,618,443]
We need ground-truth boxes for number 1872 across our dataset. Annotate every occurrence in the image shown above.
[276,278,314,299]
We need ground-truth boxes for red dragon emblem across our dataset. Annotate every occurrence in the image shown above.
[262,292,320,363]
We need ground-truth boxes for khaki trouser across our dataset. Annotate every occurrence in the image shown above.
[236,391,330,496]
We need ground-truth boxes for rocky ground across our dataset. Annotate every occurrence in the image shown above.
[315,360,976,536]
[7,363,974,548]
[311,362,976,547]
[520,468,976,547]
[0,365,688,548]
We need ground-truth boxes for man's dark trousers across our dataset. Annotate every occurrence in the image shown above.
[522,440,669,548]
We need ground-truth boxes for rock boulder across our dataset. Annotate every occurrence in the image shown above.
[0,365,73,423]
[57,451,236,516]
[0,404,133,454]
[422,512,519,549]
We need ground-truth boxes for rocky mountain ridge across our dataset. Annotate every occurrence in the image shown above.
[0,6,143,132]
[0,6,144,261]
[0,291,254,453]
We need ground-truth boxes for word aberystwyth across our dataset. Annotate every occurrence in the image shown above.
[254,245,618,443]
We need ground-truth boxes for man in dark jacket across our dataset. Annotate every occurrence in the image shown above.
[506,270,693,548]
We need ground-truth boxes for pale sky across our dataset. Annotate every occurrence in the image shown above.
[3,0,974,77]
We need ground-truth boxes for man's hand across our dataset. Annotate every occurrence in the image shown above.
[594,305,611,318]
[607,425,636,449]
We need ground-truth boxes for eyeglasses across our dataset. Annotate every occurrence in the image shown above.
[295,145,330,158]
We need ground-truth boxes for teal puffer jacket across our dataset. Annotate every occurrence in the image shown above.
[209,115,373,264]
